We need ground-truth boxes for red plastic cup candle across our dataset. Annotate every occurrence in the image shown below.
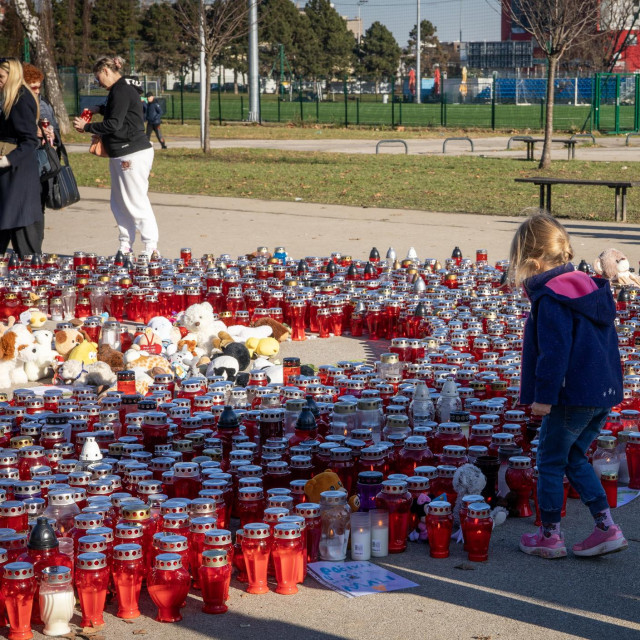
[188,516,218,588]
[426,501,453,559]
[458,494,485,551]
[626,432,640,490]
[199,549,231,614]
[112,543,144,619]
[505,456,534,518]
[2,562,36,640]
[272,523,302,595]
[232,529,248,583]
[241,523,272,594]
[295,502,321,563]
[147,553,191,623]
[74,552,109,628]
[600,470,618,508]
[374,480,412,553]
[461,502,493,562]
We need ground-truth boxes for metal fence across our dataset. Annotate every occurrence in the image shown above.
[58,70,640,133]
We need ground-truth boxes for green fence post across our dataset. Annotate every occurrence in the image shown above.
[316,92,320,123]
[217,75,222,125]
[240,95,244,121]
[278,96,281,123]
[593,74,600,131]
[258,89,262,124]
[357,97,360,125]
[170,95,174,120]
[299,78,304,122]
[540,98,544,130]
[391,78,395,127]
[399,98,403,125]
[443,94,447,128]
[491,74,496,131]
[74,67,79,116]
[180,75,184,125]
[615,73,621,134]
[344,76,348,127]
[635,74,640,132]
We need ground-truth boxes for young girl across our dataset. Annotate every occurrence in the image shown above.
[510,212,627,558]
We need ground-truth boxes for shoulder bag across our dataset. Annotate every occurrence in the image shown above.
[36,126,62,182]
[46,142,80,210]
[89,134,109,158]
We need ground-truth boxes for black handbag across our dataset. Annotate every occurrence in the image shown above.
[45,142,80,210]
[36,127,62,182]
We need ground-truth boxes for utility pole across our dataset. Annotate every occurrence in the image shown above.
[416,0,421,104]
[199,0,206,146]
[248,0,260,122]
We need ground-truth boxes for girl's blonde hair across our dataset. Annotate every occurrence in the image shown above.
[92,56,125,75]
[509,210,574,285]
[0,58,38,120]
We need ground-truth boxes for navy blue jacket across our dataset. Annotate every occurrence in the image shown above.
[520,263,623,407]
[145,101,162,126]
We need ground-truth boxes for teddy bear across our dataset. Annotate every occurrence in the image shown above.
[56,359,117,390]
[133,327,164,356]
[0,330,30,388]
[97,343,125,373]
[304,471,360,512]
[180,302,227,355]
[54,328,85,359]
[594,248,640,287]
[147,316,181,356]
[253,317,291,342]
[23,330,56,381]
[123,348,173,376]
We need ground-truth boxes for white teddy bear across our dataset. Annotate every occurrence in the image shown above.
[23,330,56,381]
[180,302,227,355]
[147,316,182,356]
[225,324,273,343]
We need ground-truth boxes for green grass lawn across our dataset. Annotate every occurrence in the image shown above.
[70,148,640,222]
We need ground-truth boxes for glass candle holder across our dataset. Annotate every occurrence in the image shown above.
[426,501,453,559]
[74,552,109,628]
[600,470,618,508]
[232,529,248,583]
[147,553,191,623]
[350,512,371,561]
[188,516,218,589]
[272,523,302,595]
[505,456,533,518]
[318,490,351,562]
[625,433,640,490]
[38,566,74,637]
[461,502,493,562]
[374,480,412,553]
[112,543,144,619]
[295,502,321,563]
[241,523,272,594]
[199,549,231,614]
[2,562,36,640]
[370,509,389,558]
[203,529,234,568]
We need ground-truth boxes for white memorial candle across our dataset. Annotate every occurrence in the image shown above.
[371,510,389,558]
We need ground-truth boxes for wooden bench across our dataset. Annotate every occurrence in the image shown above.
[514,177,640,222]
[507,136,577,160]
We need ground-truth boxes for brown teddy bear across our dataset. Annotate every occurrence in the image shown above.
[304,470,360,512]
[253,317,291,342]
[594,248,640,286]
[97,343,125,373]
[54,328,88,359]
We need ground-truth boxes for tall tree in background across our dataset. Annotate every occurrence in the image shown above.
[13,0,70,133]
[0,1,25,58]
[218,40,248,93]
[405,20,448,74]
[90,0,139,66]
[305,0,355,77]
[359,21,400,91]
[175,0,248,153]
[505,0,600,169]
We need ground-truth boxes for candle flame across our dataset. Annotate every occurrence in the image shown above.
[329,528,334,537]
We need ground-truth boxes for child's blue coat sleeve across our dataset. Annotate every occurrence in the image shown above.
[534,295,573,404]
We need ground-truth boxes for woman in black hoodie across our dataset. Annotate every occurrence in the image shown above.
[74,56,159,256]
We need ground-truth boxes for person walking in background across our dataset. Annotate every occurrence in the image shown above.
[0,58,42,257]
[23,62,60,248]
[73,55,159,256]
[510,212,627,559]
[145,92,167,149]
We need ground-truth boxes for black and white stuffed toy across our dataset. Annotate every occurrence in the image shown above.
[206,341,251,384]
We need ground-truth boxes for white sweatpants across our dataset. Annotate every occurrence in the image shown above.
[109,146,159,253]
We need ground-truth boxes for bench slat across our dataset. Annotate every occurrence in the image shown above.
[515,177,638,187]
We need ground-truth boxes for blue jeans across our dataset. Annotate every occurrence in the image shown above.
[537,405,610,523]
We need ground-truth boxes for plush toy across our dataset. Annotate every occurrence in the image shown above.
[304,471,360,512]
[54,329,85,358]
[148,316,181,356]
[123,349,173,375]
[133,327,163,355]
[169,344,204,380]
[252,356,284,385]
[594,248,640,286]
[246,336,280,359]
[253,317,291,342]
[180,302,227,354]
[23,331,56,381]
[211,331,234,351]
[408,493,432,542]
[56,359,117,389]
[0,331,29,388]
[206,354,241,382]
[97,343,125,373]
[25,309,47,329]
[67,339,99,366]
[225,324,272,343]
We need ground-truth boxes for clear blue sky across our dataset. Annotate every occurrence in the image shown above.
[312,0,503,48]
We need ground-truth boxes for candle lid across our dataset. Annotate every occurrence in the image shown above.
[86,526,114,544]
[78,534,108,554]
[295,503,320,519]
[243,523,270,539]
[189,498,215,515]
[121,504,150,521]
[173,462,199,477]
[414,465,438,479]
[508,456,531,469]
[27,516,58,550]
[437,465,457,478]
[627,432,640,443]
[406,476,430,492]
[190,516,217,533]
[273,522,301,539]
[204,529,232,546]
[267,496,294,510]
[0,548,7,564]
[428,500,452,516]
[382,480,408,494]
[154,552,183,570]
[461,494,485,506]
[238,487,264,501]
[596,435,617,450]
[162,514,190,529]
[157,534,188,553]
[74,514,104,530]
[442,445,467,457]
[48,490,75,505]
[3,562,34,580]
[330,447,352,461]
[201,548,228,567]
[404,436,428,450]
[236,464,262,478]
[41,565,72,585]
[467,502,491,519]
[76,552,107,570]
[263,507,290,524]
[600,470,619,481]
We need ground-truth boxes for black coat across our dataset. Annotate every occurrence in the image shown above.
[0,88,42,230]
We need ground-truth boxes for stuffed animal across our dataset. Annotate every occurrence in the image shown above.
[67,339,99,366]
[180,302,227,354]
[246,336,280,359]
[0,331,29,388]
[169,344,204,380]
[26,309,47,329]
[22,332,56,381]
[54,328,85,358]
[123,349,173,375]
[225,324,272,343]
[133,327,163,355]
[206,354,241,382]
[594,248,640,286]
[56,359,117,389]
[97,343,125,372]
[253,317,291,342]
[252,356,284,385]
[304,471,360,512]
[408,493,431,542]
[147,316,181,356]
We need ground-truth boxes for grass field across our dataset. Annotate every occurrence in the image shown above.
[70,149,640,222]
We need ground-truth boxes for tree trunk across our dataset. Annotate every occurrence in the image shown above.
[203,54,212,154]
[539,55,558,170]
[233,67,238,95]
[13,0,70,134]
[81,0,91,69]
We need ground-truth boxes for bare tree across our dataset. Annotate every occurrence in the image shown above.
[176,0,249,153]
[504,0,599,168]
[13,0,70,134]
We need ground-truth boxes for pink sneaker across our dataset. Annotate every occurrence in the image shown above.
[519,528,567,559]
[572,525,628,557]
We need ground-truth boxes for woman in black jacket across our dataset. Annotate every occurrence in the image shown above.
[0,58,42,257]
[74,56,159,256]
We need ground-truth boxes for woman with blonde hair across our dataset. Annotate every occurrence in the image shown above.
[0,58,42,257]
[74,55,158,256]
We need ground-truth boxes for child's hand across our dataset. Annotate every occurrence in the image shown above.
[531,402,551,416]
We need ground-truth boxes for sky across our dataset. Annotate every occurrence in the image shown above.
[310,0,503,48]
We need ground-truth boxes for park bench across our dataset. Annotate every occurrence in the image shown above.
[507,135,577,160]
[514,177,639,222]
